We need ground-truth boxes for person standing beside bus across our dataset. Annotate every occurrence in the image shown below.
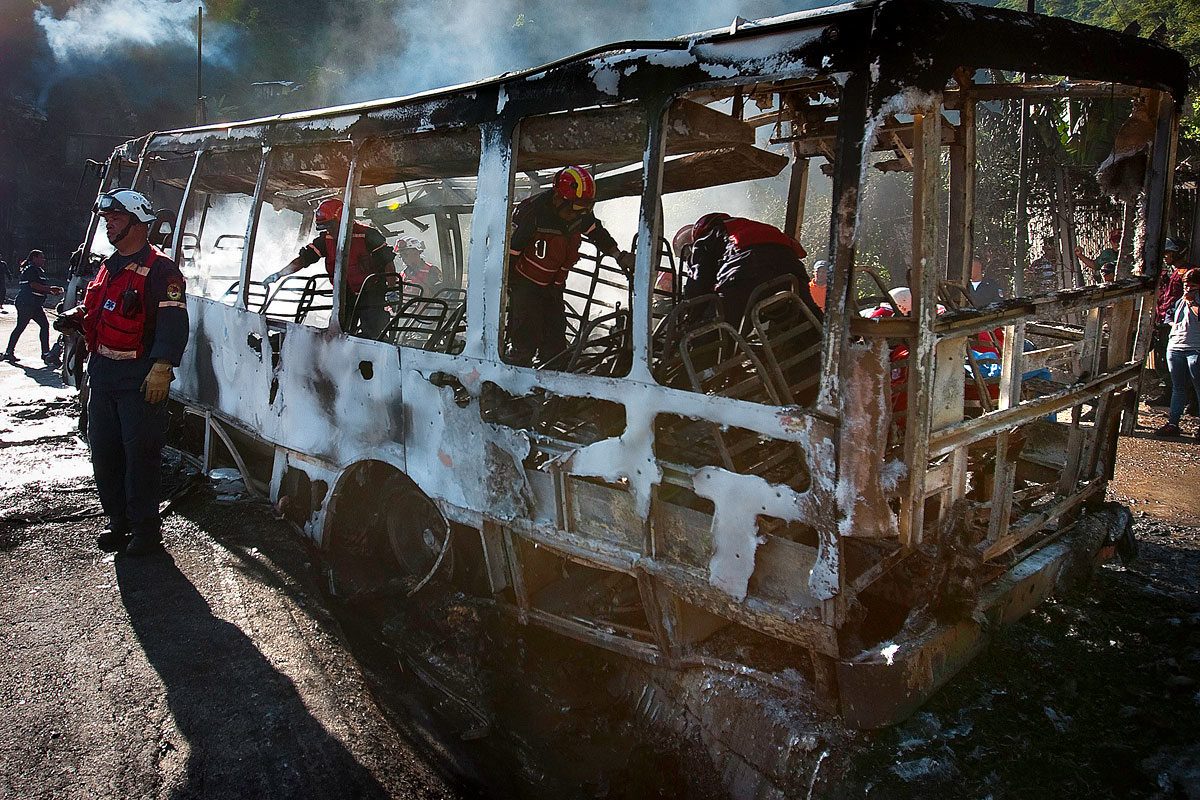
[1076,228,1121,283]
[1151,238,1196,406]
[54,190,190,557]
[3,250,63,363]
[505,166,634,366]
[968,257,1005,306]
[1155,268,1200,438]
[262,198,395,336]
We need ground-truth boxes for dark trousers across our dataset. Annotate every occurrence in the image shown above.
[506,273,567,366]
[355,282,392,340]
[6,302,49,355]
[87,387,168,539]
[1154,322,1174,396]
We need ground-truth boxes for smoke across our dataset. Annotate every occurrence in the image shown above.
[328,0,833,105]
[35,0,220,63]
[32,0,237,110]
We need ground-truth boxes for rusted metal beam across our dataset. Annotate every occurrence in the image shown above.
[641,561,839,656]
[932,280,1152,341]
[946,93,975,285]
[1022,342,1079,369]
[784,98,811,242]
[817,69,870,419]
[849,316,917,338]
[928,362,1142,457]
[981,479,1104,561]
[986,320,1026,544]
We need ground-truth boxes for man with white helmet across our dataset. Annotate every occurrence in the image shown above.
[395,235,441,294]
[54,188,189,557]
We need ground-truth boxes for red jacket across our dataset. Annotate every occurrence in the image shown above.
[82,246,167,361]
[1157,265,1193,323]
[300,222,393,294]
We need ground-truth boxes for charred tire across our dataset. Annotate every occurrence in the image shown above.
[327,463,452,598]
[379,474,452,587]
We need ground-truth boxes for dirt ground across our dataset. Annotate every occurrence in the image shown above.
[1,308,1198,799]
[824,403,1200,799]
[0,314,460,799]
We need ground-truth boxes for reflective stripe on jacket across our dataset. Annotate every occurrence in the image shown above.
[83,247,164,360]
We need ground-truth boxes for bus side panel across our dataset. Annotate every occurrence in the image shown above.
[175,297,278,436]
[272,324,406,468]
[401,357,533,523]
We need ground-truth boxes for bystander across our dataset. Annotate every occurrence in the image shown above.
[1154,268,1200,438]
[3,250,63,364]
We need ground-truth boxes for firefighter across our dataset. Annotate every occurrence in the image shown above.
[395,235,441,295]
[261,198,395,336]
[682,212,819,328]
[54,189,189,557]
[505,166,634,366]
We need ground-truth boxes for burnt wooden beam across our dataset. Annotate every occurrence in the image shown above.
[593,144,789,199]
[945,81,1145,109]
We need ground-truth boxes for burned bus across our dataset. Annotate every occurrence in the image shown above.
[78,0,1186,731]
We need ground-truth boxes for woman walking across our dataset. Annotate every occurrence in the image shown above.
[3,250,63,364]
[1155,267,1200,437]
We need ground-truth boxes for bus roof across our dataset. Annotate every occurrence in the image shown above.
[132,0,1186,156]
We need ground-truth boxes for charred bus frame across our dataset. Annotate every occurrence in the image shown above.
[82,0,1187,727]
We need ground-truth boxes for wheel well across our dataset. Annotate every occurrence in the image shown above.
[326,460,415,554]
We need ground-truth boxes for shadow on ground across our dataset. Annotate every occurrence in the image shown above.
[117,552,392,800]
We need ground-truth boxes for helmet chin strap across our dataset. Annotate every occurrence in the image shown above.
[107,218,136,249]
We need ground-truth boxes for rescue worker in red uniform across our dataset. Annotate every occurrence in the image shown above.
[395,235,441,294]
[506,166,634,366]
[683,212,820,328]
[262,198,396,336]
[55,189,189,557]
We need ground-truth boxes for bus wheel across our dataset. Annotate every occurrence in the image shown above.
[379,475,453,594]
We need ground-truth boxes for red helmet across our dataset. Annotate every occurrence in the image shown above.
[692,212,731,240]
[553,166,596,204]
[315,198,344,225]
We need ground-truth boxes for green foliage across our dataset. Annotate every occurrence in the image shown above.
[1001,0,1200,142]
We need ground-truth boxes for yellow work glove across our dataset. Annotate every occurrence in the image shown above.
[142,361,174,404]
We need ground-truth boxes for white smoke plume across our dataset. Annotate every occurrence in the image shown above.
[34,0,226,62]
[329,0,833,105]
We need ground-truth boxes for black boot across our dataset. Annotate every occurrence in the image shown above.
[123,533,164,557]
[96,529,132,553]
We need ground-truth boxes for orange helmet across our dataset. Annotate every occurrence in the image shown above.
[315,198,344,226]
[553,166,596,204]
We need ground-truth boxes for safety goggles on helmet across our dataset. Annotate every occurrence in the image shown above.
[94,189,156,223]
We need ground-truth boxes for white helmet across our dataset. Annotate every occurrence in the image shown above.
[94,189,156,223]
[888,287,913,315]
[394,235,425,254]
